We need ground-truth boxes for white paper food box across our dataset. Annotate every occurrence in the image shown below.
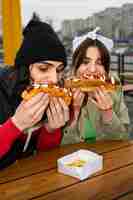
[57,149,103,180]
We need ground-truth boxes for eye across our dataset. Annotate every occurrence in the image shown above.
[82,58,90,65]
[96,59,102,65]
[56,65,64,73]
[39,65,49,72]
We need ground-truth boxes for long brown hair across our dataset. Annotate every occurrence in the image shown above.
[72,38,110,74]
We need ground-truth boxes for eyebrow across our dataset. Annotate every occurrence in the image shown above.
[83,57,102,61]
[83,57,91,60]
[38,62,64,70]
[83,56,101,60]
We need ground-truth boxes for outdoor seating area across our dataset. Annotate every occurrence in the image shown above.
[1,1,133,200]
[0,141,133,200]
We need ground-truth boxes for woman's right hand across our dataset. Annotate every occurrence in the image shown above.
[45,97,69,132]
[12,93,49,131]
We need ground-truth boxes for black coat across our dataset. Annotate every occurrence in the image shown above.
[0,66,32,169]
[0,66,29,124]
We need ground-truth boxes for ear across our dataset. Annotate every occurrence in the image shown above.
[29,64,33,74]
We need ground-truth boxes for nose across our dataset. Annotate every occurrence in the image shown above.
[49,68,58,84]
[87,63,96,73]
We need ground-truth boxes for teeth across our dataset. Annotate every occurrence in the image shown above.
[31,83,49,88]
[63,88,68,93]
[55,86,59,88]
[100,76,105,82]
[41,83,48,88]
[31,83,40,88]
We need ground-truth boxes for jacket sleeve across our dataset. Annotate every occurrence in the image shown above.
[96,74,130,139]
[61,87,130,144]
[0,118,22,158]
[61,124,81,145]
[96,89,130,140]
[36,126,62,151]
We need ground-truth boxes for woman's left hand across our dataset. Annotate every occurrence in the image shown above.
[45,97,69,132]
[89,86,113,122]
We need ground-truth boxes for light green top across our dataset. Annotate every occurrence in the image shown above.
[83,118,96,143]
[61,75,130,145]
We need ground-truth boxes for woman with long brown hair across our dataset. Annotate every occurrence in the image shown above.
[62,28,130,145]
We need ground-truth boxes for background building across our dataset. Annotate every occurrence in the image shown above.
[61,3,133,41]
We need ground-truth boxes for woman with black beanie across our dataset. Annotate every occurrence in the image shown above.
[0,19,69,169]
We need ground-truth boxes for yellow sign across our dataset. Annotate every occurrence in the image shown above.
[2,0,22,65]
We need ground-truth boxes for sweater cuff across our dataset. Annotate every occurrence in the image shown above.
[4,118,22,139]
[102,111,121,126]
[0,118,22,158]
[36,126,62,151]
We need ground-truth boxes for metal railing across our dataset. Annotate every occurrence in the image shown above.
[110,54,133,84]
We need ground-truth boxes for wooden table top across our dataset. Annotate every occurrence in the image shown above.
[0,140,133,200]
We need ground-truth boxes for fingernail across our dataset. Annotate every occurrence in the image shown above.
[44,93,48,97]
[39,92,44,96]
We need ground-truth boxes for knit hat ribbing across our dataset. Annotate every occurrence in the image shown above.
[15,20,67,67]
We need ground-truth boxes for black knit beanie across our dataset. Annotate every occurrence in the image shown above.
[15,20,67,67]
